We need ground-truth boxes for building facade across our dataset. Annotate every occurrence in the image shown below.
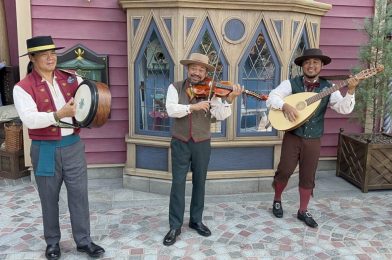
[5,0,375,193]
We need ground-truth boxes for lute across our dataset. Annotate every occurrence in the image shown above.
[268,65,384,131]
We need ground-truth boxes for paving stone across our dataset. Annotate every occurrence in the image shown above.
[1,173,392,259]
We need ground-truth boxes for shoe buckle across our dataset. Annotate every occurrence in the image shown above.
[305,211,312,218]
[274,202,281,209]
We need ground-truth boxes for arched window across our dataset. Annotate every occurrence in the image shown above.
[189,18,229,137]
[134,20,174,136]
[289,31,309,79]
[237,21,280,136]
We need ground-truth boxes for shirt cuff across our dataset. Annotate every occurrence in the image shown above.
[346,93,355,98]
[277,100,285,110]
[52,112,60,125]
[186,105,191,114]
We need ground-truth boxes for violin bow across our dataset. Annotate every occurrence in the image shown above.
[207,46,222,102]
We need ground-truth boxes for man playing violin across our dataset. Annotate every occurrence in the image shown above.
[13,36,105,259]
[163,53,242,246]
[266,48,361,228]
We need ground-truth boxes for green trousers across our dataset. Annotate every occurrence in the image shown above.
[169,138,211,229]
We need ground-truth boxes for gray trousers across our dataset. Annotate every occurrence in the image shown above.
[169,138,211,229]
[31,139,92,246]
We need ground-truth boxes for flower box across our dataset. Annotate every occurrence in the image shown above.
[336,131,392,192]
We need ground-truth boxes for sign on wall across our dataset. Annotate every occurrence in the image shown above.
[57,44,109,85]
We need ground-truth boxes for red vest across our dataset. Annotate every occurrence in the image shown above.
[17,69,80,140]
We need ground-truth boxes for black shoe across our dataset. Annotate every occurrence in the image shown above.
[45,243,60,260]
[189,222,211,237]
[272,200,283,218]
[77,242,105,258]
[163,228,181,246]
[297,210,318,228]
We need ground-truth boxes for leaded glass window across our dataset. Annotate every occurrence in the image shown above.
[238,23,279,136]
[135,21,173,136]
[289,32,309,79]
[197,32,224,81]
[190,18,229,136]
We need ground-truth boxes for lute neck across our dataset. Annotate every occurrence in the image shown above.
[306,79,348,105]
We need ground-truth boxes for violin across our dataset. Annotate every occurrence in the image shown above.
[186,77,268,102]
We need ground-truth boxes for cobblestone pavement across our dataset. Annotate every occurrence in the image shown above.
[1,172,392,260]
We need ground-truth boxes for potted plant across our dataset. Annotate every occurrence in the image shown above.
[336,0,392,192]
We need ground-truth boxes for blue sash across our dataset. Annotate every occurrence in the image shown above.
[32,135,80,176]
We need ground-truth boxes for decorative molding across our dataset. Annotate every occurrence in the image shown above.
[132,16,142,37]
[312,22,319,44]
[183,12,207,54]
[184,16,196,39]
[305,18,320,47]
[271,19,284,50]
[292,20,300,39]
[119,0,332,16]
[125,136,282,147]
[273,19,283,39]
[261,12,284,64]
[161,16,173,38]
[290,18,305,52]
[153,12,175,55]
[128,13,147,56]
[158,15,175,48]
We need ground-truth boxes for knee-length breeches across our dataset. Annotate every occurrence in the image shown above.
[273,131,321,189]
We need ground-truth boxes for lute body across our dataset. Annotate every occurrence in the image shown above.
[268,92,321,131]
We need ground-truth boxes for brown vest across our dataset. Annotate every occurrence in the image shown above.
[171,80,212,142]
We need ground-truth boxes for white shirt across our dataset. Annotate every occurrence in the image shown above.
[13,74,83,136]
[165,83,232,120]
[266,79,355,114]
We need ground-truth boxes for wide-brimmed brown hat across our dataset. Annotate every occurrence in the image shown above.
[20,35,64,57]
[294,48,331,66]
[180,53,215,72]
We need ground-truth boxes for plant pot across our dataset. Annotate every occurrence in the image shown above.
[336,130,392,192]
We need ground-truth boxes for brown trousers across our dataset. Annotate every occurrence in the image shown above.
[273,131,321,189]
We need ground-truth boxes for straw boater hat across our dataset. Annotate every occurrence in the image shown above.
[180,53,215,72]
[20,35,64,57]
[294,48,331,66]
